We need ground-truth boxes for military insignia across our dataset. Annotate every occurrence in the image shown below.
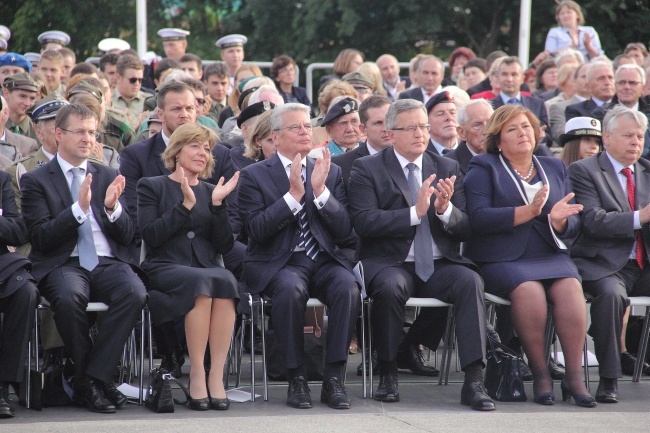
[263,100,271,111]
[10,55,15,62]
[36,160,44,167]
[591,119,597,127]
[343,103,351,113]
[446,91,454,102]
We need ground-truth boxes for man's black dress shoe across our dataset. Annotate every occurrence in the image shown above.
[595,378,618,403]
[373,373,400,402]
[356,348,379,376]
[396,342,440,376]
[73,376,116,413]
[460,380,496,411]
[320,377,351,409]
[620,352,650,376]
[101,381,127,409]
[548,358,565,380]
[160,352,184,378]
[41,348,65,374]
[0,382,15,418]
[287,376,312,409]
[520,362,533,381]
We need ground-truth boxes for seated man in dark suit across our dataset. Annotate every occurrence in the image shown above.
[238,103,360,410]
[348,99,494,411]
[565,61,614,122]
[425,92,459,155]
[490,56,554,147]
[332,94,392,187]
[569,105,650,404]
[20,104,147,413]
[446,98,494,175]
[0,169,39,418]
[398,55,444,104]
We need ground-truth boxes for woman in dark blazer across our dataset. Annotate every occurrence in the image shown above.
[137,124,239,411]
[270,55,311,107]
[464,105,595,407]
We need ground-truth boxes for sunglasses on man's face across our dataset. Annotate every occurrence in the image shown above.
[128,77,144,84]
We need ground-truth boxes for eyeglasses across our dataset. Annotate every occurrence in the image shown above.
[59,128,100,140]
[616,80,641,87]
[392,124,430,133]
[128,77,144,84]
[278,67,295,75]
[275,123,313,133]
[195,98,207,105]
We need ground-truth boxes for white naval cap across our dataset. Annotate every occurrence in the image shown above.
[0,40,6,51]
[98,38,130,53]
[38,30,71,47]
[24,52,41,64]
[0,26,10,41]
[215,34,247,49]
[157,28,190,41]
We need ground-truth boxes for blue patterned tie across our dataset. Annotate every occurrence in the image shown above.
[292,165,320,261]
[508,98,522,105]
[70,168,99,271]
[406,163,434,281]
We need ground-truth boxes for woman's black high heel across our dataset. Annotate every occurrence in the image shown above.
[532,370,555,405]
[184,380,210,411]
[533,391,555,405]
[561,380,597,408]
[209,396,230,410]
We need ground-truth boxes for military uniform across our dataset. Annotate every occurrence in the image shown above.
[5,116,37,141]
[99,113,136,153]
[206,100,227,123]
[111,88,152,130]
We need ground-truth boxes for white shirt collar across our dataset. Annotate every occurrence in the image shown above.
[605,151,634,174]
[393,148,423,172]
[430,138,457,155]
[421,86,442,103]
[0,132,5,142]
[161,130,171,147]
[57,154,88,176]
[42,148,55,160]
[366,141,381,155]
[592,97,611,107]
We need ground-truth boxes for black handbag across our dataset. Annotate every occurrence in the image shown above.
[485,335,527,402]
[145,369,175,413]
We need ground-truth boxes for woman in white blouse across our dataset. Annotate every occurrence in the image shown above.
[545,1,603,61]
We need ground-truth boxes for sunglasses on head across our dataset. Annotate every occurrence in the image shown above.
[128,77,143,84]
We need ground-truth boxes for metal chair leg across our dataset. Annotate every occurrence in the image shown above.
[633,306,650,382]
[360,295,367,399]
[261,298,269,401]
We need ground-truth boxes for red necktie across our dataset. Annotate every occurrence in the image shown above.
[621,168,646,269]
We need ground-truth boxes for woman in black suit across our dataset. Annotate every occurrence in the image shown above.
[464,105,595,407]
[137,124,239,411]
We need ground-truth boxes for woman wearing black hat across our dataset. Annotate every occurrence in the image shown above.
[559,116,602,166]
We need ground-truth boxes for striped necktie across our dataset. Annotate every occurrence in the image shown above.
[292,165,320,261]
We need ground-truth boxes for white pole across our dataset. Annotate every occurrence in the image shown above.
[519,0,532,67]
[136,0,147,58]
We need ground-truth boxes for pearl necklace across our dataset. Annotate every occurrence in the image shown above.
[513,162,534,182]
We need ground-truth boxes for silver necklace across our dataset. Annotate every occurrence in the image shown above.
[513,162,534,181]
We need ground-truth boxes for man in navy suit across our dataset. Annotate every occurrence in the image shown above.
[347,99,493,411]
[238,103,360,410]
[490,57,554,147]
[565,61,615,122]
[398,55,444,105]
[20,104,147,413]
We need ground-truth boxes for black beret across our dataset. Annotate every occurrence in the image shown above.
[237,101,276,128]
[425,90,454,113]
[321,97,359,127]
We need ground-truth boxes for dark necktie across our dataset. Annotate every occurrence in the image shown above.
[441,148,451,155]
[621,167,646,269]
[406,163,434,281]
[292,165,320,261]
[507,98,521,105]
[70,167,99,271]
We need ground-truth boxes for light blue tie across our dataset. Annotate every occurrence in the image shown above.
[70,167,99,271]
[507,98,522,105]
[406,163,434,281]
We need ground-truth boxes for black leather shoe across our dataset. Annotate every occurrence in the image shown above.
[548,358,565,380]
[287,376,312,409]
[595,378,618,403]
[396,342,440,376]
[373,373,400,402]
[520,362,533,381]
[356,348,379,376]
[209,397,230,410]
[0,383,15,418]
[160,352,184,378]
[620,351,650,376]
[101,381,127,409]
[460,380,496,411]
[73,376,116,414]
[320,377,351,409]
[41,348,65,374]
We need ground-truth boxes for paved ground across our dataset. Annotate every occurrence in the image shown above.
[3,351,649,432]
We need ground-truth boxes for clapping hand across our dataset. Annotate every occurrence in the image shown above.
[288,154,305,202]
[528,184,549,216]
[179,167,196,210]
[212,172,240,206]
[104,175,125,212]
[415,174,436,218]
[432,175,456,214]
[311,148,331,197]
[550,192,583,233]
[78,173,92,213]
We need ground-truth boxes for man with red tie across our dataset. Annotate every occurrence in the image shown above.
[569,105,650,404]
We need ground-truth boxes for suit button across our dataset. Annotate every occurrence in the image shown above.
[407,239,412,244]
[16,275,23,281]
[187,231,195,239]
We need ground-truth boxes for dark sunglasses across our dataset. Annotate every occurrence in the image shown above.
[128,77,144,84]
[196,98,206,105]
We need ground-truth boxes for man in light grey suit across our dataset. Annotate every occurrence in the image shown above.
[548,63,591,143]
[569,106,650,405]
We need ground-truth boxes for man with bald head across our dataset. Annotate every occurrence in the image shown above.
[376,54,408,101]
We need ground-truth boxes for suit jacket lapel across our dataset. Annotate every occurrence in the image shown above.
[598,153,630,211]
[384,149,413,206]
[153,133,168,174]
[358,142,370,157]
[634,160,650,208]
[267,153,290,199]
[87,163,104,224]
[50,158,74,208]
[458,142,473,172]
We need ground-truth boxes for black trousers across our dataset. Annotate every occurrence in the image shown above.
[583,261,650,379]
[368,260,487,370]
[263,252,360,370]
[39,257,147,382]
[0,269,38,383]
